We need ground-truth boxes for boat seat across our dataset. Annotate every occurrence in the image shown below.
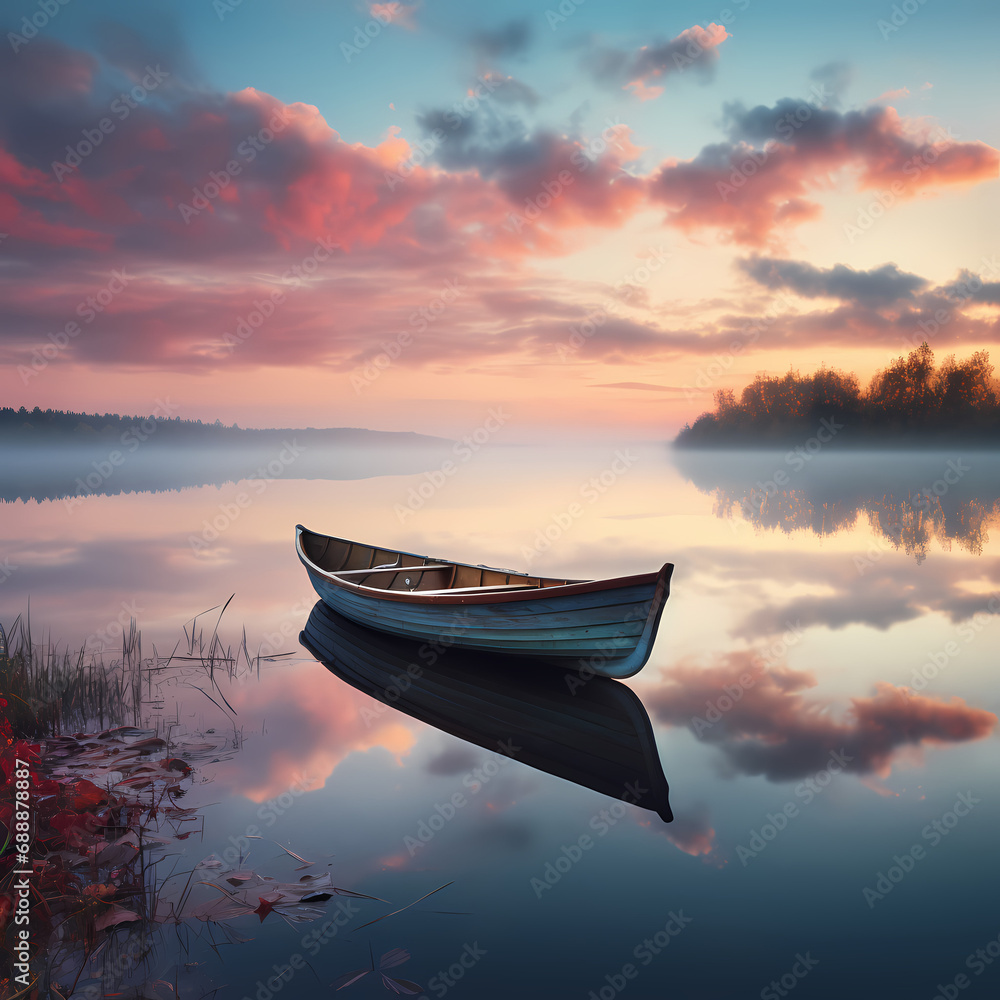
[333,563,448,578]
[417,584,540,595]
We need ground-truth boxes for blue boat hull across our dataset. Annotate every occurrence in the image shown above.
[301,560,671,678]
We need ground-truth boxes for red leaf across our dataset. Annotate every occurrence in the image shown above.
[253,896,281,922]
[64,778,112,812]
[50,810,100,847]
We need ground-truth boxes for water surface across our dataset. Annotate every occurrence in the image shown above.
[3,442,999,999]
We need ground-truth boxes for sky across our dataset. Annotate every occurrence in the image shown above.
[1,0,998,440]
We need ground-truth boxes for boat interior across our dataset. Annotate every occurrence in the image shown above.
[299,530,582,594]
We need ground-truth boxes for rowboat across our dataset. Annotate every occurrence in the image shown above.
[300,601,673,822]
[295,526,673,678]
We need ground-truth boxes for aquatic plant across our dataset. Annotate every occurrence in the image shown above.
[1,611,455,998]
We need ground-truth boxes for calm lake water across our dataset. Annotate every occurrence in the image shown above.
[3,442,999,999]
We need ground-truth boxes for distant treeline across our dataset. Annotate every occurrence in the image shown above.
[0,407,450,502]
[676,344,1000,447]
[0,406,435,447]
[1,405,239,443]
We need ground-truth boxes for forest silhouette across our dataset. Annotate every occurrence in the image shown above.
[0,407,437,446]
[0,406,311,443]
[676,344,1000,447]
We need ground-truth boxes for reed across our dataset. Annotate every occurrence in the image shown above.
[1,615,140,737]
[1,600,277,740]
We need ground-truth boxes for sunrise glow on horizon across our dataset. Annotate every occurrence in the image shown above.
[1,0,997,440]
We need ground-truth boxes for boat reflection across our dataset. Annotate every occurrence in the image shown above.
[300,600,673,823]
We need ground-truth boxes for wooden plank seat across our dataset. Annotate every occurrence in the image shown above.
[333,563,451,578]
[417,583,539,595]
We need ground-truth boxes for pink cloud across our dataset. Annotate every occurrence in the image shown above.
[647,653,997,781]
[651,102,998,246]
[0,39,646,271]
[3,37,993,264]
[625,79,665,103]
[368,2,419,31]
[628,23,730,96]
[662,806,717,857]
[214,664,418,802]
[0,36,996,382]
[870,87,911,104]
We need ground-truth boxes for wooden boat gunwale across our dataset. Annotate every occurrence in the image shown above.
[295,525,671,607]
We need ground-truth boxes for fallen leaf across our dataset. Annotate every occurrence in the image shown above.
[379,949,411,970]
[277,844,311,864]
[331,969,370,991]
[382,975,422,995]
[94,906,141,931]
[253,896,281,922]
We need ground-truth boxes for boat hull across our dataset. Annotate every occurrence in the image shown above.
[296,526,672,678]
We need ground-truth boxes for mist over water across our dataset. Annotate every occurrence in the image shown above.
[0,440,452,503]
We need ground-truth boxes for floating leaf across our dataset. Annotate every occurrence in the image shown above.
[94,906,141,931]
[187,896,254,922]
[139,833,175,845]
[94,834,140,867]
[277,844,311,864]
[379,949,411,970]
[382,976,422,995]
[126,737,167,752]
[253,896,281,922]
[334,887,390,902]
[98,726,150,739]
[331,969,370,991]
